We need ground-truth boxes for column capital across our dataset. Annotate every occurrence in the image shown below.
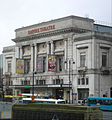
[46,41,50,44]
[19,46,22,49]
[30,43,35,47]
[50,40,54,44]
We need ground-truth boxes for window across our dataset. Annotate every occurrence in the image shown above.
[80,53,86,67]
[77,77,89,85]
[21,80,30,85]
[102,53,107,67]
[37,57,46,72]
[56,79,60,84]
[82,78,85,85]
[43,57,46,72]
[78,78,80,85]
[36,80,46,85]
[8,62,11,72]
[59,58,63,71]
[86,78,89,85]
[53,79,63,84]
[24,59,30,74]
[9,81,13,85]
[39,80,46,85]
[57,56,63,72]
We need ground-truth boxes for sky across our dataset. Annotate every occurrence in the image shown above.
[0,0,112,54]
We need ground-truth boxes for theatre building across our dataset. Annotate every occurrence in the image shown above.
[2,15,112,103]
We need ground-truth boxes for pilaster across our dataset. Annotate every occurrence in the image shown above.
[19,46,23,58]
[31,44,35,72]
[51,41,54,55]
[34,43,37,71]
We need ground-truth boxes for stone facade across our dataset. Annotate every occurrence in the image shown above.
[2,15,112,103]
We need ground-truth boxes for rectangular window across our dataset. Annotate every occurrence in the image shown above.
[59,58,63,71]
[39,80,46,85]
[24,80,27,85]
[56,79,60,84]
[80,53,86,67]
[86,78,89,85]
[53,79,55,84]
[78,78,80,85]
[21,81,24,85]
[43,57,46,72]
[36,80,39,85]
[53,79,63,84]
[102,53,107,67]
[81,78,85,85]
[24,59,30,74]
[56,56,63,72]
[8,62,11,72]
[60,79,63,84]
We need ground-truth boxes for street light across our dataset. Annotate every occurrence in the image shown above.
[32,71,37,102]
[65,59,75,104]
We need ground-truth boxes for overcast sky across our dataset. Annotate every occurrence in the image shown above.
[0,0,112,54]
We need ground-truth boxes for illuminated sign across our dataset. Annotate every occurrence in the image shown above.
[28,25,55,34]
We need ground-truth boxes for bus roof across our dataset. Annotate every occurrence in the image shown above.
[19,93,37,96]
[88,97,112,100]
[22,98,65,102]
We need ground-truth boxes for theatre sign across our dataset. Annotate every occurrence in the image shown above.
[28,25,55,34]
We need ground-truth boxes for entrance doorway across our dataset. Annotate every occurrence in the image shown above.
[21,88,30,93]
[56,89,64,99]
[110,88,112,97]
[78,88,89,100]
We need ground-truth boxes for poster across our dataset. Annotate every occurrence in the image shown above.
[36,57,43,72]
[16,59,24,73]
[48,56,56,71]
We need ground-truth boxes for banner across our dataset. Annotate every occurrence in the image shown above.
[16,59,24,73]
[48,56,56,71]
[36,57,43,72]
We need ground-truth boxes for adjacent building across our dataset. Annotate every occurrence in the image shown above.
[0,54,3,84]
[2,15,112,103]
[0,54,3,100]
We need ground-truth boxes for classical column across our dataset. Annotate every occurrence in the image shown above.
[51,41,54,55]
[46,41,50,72]
[15,47,19,58]
[34,43,37,71]
[68,36,73,59]
[64,39,67,70]
[31,44,35,72]
[19,46,23,58]
[46,41,50,55]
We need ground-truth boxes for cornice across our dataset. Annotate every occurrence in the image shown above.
[74,31,112,42]
[15,15,94,32]
[12,27,86,43]
[95,32,112,41]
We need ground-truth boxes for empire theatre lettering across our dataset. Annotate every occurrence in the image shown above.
[28,25,55,34]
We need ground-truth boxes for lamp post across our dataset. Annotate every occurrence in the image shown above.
[68,60,71,104]
[31,43,37,102]
[32,71,37,102]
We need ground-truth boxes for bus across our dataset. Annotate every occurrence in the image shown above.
[87,97,112,111]
[19,98,66,104]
